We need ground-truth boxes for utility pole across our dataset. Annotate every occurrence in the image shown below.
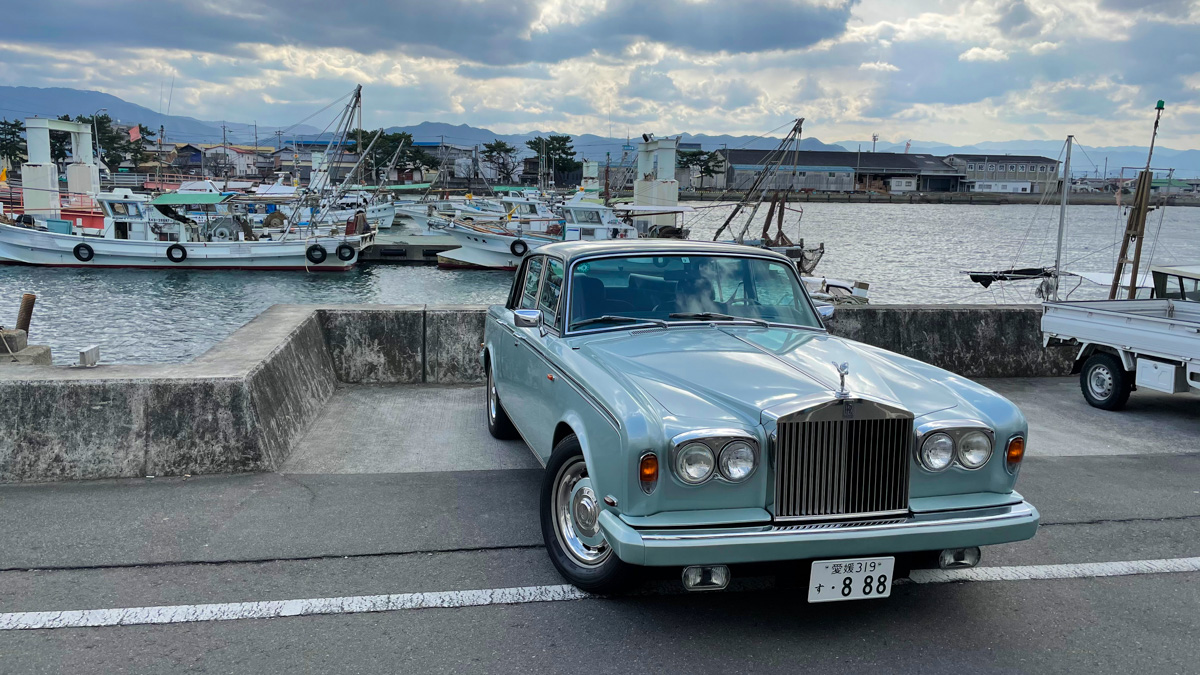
[871,133,878,152]
[221,123,229,189]
[604,152,611,206]
[253,121,259,178]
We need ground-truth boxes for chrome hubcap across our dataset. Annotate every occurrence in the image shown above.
[553,458,610,567]
[1089,365,1114,399]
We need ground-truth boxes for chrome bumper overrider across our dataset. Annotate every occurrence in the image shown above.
[598,501,1040,567]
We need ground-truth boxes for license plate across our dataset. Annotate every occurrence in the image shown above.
[807,556,895,603]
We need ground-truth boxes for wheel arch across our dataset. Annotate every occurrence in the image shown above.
[1074,343,1135,374]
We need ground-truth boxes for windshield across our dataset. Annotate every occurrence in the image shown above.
[567,254,819,331]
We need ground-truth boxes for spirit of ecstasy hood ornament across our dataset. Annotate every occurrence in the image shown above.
[833,361,851,399]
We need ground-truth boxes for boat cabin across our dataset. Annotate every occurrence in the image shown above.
[1151,265,1200,301]
[560,202,637,241]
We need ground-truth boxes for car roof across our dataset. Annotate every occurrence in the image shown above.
[536,239,794,264]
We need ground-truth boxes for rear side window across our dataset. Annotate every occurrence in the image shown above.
[520,257,544,309]
[538,258,564,327]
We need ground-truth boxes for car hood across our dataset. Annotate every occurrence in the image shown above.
[576,326,960,425]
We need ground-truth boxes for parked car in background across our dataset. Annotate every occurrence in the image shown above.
[484,240,1039,597]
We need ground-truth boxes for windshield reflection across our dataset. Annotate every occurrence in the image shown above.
[568,254,819,331]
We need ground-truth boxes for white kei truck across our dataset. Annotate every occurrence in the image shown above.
[1042,264,1200,410]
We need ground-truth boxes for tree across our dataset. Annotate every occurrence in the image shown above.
[482,139,518,182]
[73,114,126,171]
[525,134,580,173]
[345,129,438,180]
[677,150,725,190]
[123,124,157,169]
[48,114,72,164]
[0,119,27,168]
[695,151,726,191]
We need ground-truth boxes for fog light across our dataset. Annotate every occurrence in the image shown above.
[938,547,981,570]
[681,565,730,591]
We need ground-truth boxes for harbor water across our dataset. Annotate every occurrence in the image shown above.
[3,202,1200,364]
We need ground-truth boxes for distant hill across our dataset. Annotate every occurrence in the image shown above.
[3,87,1195,175]
[0,86,320,145]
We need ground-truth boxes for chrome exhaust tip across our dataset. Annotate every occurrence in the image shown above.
[938,547,981,570]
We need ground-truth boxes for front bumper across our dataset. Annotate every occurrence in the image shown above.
[599,501,1040,567]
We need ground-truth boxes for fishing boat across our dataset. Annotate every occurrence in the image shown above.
[0,189,371,270]
[437,195,636,269]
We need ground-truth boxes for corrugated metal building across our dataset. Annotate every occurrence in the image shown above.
[710,149,963,192]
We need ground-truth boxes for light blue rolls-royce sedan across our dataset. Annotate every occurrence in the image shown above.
[483,240,1038,598]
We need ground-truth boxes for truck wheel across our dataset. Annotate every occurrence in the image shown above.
[486,358,518,440]
[1080,353,1132,410]
[541,436,637,594]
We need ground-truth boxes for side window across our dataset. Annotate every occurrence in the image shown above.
[538,258,564,327]
[520,257,544,310]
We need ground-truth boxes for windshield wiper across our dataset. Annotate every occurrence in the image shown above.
[572,315,668,329]
[669,312,770,327]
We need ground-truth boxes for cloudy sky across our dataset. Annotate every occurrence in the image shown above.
[1,0,1198,146]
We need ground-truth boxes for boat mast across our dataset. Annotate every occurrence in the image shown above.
[1108,100,1165,300]
[1052,134,1073,301]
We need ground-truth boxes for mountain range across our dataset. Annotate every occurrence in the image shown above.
[3,86,1197,177]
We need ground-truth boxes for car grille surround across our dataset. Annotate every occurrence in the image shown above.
[772,399,913,522]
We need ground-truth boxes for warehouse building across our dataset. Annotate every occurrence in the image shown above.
[944,154,1060,193]
[709,149,964,192]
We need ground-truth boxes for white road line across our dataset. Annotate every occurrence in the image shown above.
[908,556,1200,584]
[2,556,1198,632]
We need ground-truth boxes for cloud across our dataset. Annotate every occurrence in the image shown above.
[959,46,1009,62]
[2,0,1200,150]
[0,0,855,66]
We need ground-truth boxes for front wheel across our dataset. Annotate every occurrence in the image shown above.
[485,358,518,440]
[540,436,637,593]
[1080,352,1132,410]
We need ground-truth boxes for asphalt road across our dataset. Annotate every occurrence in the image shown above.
[1,380,1197,674]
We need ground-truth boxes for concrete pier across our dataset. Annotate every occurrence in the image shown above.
[0,303,1158,483]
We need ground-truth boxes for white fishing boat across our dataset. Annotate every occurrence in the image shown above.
[437,196,636,270]
[0,189,370,271]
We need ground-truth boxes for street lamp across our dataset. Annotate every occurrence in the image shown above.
[92,108,106,169]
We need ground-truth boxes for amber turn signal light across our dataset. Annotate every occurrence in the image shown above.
[639,453,658,494]
[1006,436,1025,474]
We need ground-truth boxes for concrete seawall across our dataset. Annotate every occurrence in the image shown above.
[0,303,1070,483]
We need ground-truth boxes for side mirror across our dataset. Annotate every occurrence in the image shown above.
[816,304,835,320]
[514,309,542,328]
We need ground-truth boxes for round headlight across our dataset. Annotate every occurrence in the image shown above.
[718,441,756,482]
[958,431,992,469]
[676,443,715,484]
[919,433,954,472]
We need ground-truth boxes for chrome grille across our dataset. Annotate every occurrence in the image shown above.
[774,405,912,521]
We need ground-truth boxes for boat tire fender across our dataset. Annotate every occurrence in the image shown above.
[73,243,95,262]
[166,244,187,263]
[336,243,355,261]
[510,239,529,257]
[306,244,328,264]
